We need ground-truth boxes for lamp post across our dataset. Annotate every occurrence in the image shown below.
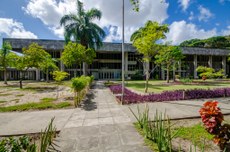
[121,0,125,104]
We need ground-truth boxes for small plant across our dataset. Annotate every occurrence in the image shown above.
[40,117,58,152]
[199,101,230,150]
[180,78,193,83]
[52,71,69,99]
[130,105,177,152]
[0,118,58,152]
[71,76,88,107]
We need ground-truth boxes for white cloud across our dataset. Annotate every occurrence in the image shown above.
[188,11,194,20]
[198,5,213,22]
[219,0,230,4]
[23,0,169,41]
[221,26,230,35]
[166,20,217,45]
[0,18,37,39]
[178,0,190,11]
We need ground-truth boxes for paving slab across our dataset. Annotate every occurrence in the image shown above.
[0,109,75,136]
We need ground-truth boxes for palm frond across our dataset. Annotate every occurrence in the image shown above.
[86,8,102,20]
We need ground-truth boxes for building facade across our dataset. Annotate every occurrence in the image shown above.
[1,38,230,81]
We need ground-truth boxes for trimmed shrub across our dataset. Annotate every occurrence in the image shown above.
[71,77,88,107]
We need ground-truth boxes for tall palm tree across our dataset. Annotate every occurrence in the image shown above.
[60,0,105,75]
[0,42,13,84]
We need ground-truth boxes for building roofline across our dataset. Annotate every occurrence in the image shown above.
[3,38,230,55]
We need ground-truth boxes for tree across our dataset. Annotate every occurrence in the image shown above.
[60,42,95,76]
[155,46,184,83]
[131,21,169,92]
[60,0,105,75]
[15,43,51,88]
[52,71,69,99]
[39,56,58,83]
[0,42,17,84]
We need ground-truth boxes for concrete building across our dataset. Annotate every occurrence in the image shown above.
[1,38,230,81]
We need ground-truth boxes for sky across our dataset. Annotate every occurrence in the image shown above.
[0,0,230,47]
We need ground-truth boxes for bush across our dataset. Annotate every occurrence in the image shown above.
[131,71,143,80]
[180,78,193,83]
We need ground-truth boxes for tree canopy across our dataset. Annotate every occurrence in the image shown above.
[180,36,230,49]
[0,42,17,84]
[155,45,184,83]
[130,20,169,92]
[60,42,96,68]
[60,0,105,49]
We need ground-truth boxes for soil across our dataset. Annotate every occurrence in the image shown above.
[0,81,74,107]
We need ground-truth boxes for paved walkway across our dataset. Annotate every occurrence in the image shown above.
[58,81,151,152]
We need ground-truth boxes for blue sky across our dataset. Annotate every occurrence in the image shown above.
[0,0,229,47]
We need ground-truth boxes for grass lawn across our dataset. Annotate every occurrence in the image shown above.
[0,97,72,112]
[173,123,214,149]
[125,79,230,93]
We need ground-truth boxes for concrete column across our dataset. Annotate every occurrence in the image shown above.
[194,55,198,79]
[161,65,165,80]
[208,55,212,68]
[222,56,227,75]
[36,69,40,81]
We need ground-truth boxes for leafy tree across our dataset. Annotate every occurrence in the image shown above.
[131,21,169,92]
[60,42,95,76]
[52,71,69,99]
[14,43,51,88]
[39,55,58,83]
[60,0,105,75]
[155,46,184,83]
[0,42,17,84]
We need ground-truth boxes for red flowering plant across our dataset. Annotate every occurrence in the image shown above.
[199,101,230,150]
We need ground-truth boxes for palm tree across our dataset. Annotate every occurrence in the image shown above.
[0,42,13,84]
[60,0,105,75]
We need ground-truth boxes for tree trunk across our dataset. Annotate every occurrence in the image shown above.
[19,71,23,89]
[83,62,87,76]
[4,69,7,85]
[167,66,170,83]
[144,62,150,93]
[46,69,49,83]
[173,63,176,82]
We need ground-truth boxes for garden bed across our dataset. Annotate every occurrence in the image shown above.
[109,85,230,104]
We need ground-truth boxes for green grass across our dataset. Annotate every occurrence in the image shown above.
[0,93,12,96]
[126,79,230,93]
[0,100,7,103]
[0,101,72,112]
[40,98,56,103]
[15,94,24,97]
[173,123,213,149]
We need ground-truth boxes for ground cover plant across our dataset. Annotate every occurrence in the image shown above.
[109,84,230,104]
